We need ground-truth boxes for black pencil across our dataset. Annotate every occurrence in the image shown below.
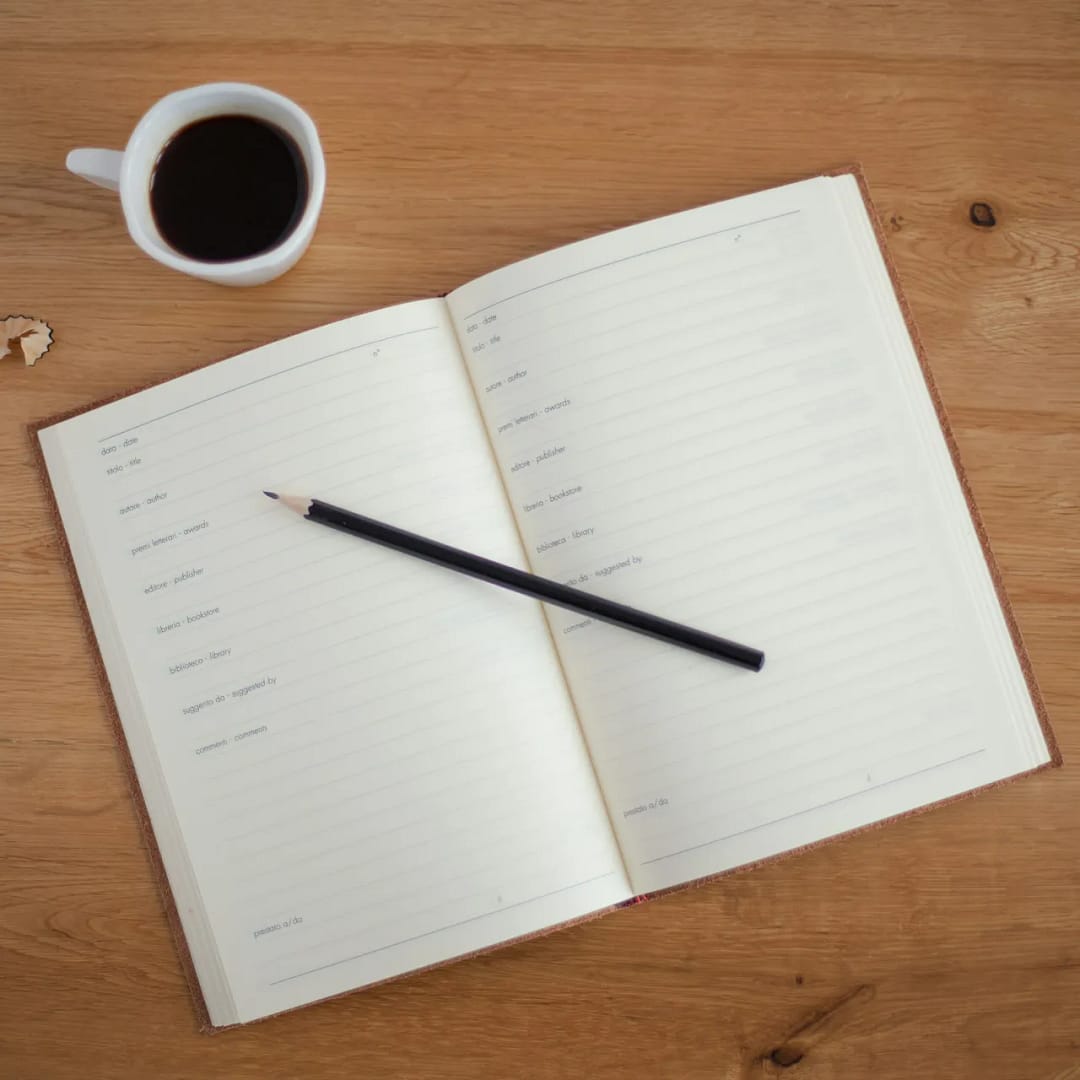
[264,492,764,672]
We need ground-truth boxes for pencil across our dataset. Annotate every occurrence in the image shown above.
[264,492,764,672]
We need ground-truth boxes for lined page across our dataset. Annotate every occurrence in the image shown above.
[39,299,628,1026]
[447,177,1049,895]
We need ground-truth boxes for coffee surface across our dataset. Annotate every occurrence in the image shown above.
[150,115,308,262]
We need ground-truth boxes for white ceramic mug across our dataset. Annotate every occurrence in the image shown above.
[66,83,326,286]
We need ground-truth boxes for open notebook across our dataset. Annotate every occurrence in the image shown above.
[35,170,1058,1029]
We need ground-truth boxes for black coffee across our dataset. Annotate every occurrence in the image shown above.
[150,115,308,262]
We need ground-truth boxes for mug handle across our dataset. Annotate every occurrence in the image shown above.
[66,148,123,192]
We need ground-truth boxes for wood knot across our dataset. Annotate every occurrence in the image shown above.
[769,1046,805,1068]
[969,201,996,228]
[758,984,875,1073]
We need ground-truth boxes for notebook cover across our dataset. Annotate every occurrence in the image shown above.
[28,164,1060,1029]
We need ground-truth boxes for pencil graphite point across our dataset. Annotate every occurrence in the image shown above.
[263,490,279,500]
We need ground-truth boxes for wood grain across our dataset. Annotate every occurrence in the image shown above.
[2,1,1078,1076]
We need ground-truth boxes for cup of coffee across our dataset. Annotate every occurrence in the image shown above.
[66,83,325,286]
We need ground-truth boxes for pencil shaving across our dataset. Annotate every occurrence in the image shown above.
[1,316,53,366]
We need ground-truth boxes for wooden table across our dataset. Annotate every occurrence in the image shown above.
[3,1,1078,1076]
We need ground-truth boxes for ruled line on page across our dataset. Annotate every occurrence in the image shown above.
[630,715,975,831]
[480,289,817,393]
[638,750,987,866]
[267,872,617,985]
[227,728,554,863]
[179,627,525,756]
[588,632,949,748]
[462,210,801,317]
[120,438,494,550]
[96,326,440,442]
[123,435,496,565]
[169,591,479,700]
[204,680,495,795]
[582,612,944,743]
[218,710,519,843]
[251,824,600,935]
[484,254,802,363]
[108,347,458,507]
[116,345,446,456]
[120,417,439,513]
[260,845,617,968]
[114,396,434,505]
[234,756,592,892]
[608,668,957,787]
[491,347,831,465]
[485,233,788,336]
[235,776,576,912]
[202,665,516,788]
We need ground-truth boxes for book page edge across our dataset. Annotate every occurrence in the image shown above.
[210,899,627,1030]
[634,754,1060,909]
[28,414,219,1033]
[821,162,1061,769]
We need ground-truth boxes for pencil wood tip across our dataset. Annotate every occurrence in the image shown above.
[273,493,312,516]
[263,490,279,500]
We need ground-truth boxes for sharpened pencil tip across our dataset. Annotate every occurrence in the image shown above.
[263,490,279,500]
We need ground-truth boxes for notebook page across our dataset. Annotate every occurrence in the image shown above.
[38,299,628,1026]
[447,178,1050,895]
